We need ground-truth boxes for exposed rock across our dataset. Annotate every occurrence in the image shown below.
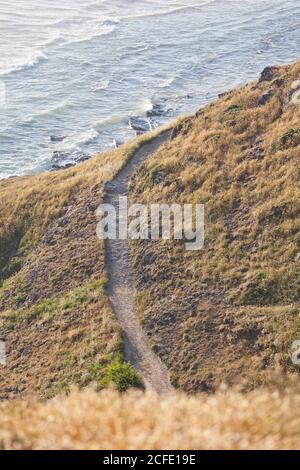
[195,109,204,118]
[129,116,152,134]
[52,151,71,164]
[51,162,75,171]
[218,90,231,99]
[77,154,90,163]
[51,151,90,171]
[259,66,280,83]
[146,103,166,118]
[258,90,274,106]
[50,135,66,143]
[153,171,165,185]
[273,77,285,88]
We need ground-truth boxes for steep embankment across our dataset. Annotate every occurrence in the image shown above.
[0,61,299,400]
[130,61,300,391]
[0,130,170,398]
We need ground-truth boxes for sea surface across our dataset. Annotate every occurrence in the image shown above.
[0,0,299,178]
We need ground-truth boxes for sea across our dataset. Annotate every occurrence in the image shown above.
[0,0,299,178]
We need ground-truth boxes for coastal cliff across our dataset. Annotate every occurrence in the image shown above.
[0,60,299,448]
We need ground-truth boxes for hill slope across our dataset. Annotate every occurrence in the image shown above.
[0,61,299,400]
[0,132,166,398]
[130,61,300,391]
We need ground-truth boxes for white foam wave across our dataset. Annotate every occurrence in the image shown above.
[23,101,70,124]
[133,98,153,115]
[40,30,63,48]
[121,1,216,21]
[0,50,48,77]
[94,113,129,130]
[56,127,99,153]
[92,80,110,91]
[157,77,175,88]
[63,24,116,46]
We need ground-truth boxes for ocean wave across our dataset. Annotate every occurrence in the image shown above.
[92,80,110,91]
[157,77,175,88]
[94,98,155,132]
[43,14,119,47]
[133,98,153,115]
[102,17,121,26]
[23,101,70,124]
[40,30,63,48]
[121,1,216,21]
[63,23,116,46]
[94,113,129,131]
[0,50,48,77]
[55,127,99,153]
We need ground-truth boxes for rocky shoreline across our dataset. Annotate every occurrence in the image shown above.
[48,97,182,171]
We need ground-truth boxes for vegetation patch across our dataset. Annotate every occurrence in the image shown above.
[0,124,173,399]
[99,355,143,392]
[2,386,300,449]
[0,278,125,399]
[130,60,300,391]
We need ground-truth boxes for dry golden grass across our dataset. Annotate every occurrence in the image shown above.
[1,387,300,450]
[0,124,173,280]
[0,56,299,416]
[0,278,125,399]
[130,60,300,391]
[0,124,174,399]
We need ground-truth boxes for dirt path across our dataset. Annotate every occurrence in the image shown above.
[105,131,173,393]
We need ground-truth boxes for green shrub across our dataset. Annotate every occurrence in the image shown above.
[100,356,143,392]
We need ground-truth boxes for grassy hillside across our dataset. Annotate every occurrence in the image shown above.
[0,60,299,450]
[0,60,299,404]
[0,130,169,398]
[130,61,300,391]
[1,386,300,450]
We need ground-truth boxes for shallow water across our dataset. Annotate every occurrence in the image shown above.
[0,0,299,178]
